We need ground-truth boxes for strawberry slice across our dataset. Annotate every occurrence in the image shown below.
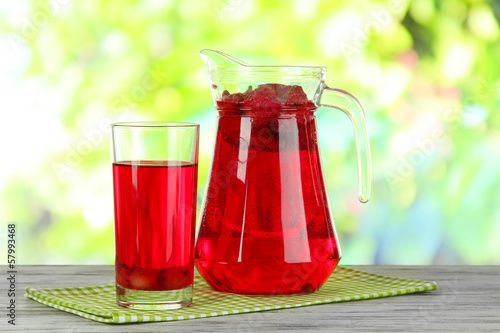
[159,266,192,290]
[284,85,309,105]
[260,83,292,102]
[128,269,159,290]
[242,86,281,111]
[116,269,129,288]
[222,90,244,103]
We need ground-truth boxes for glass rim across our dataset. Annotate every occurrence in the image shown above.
[111,121,199,128]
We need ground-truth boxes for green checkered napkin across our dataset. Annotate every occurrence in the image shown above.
[25,266,437,324]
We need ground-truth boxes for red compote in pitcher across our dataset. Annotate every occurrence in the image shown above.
[195,50,371,295]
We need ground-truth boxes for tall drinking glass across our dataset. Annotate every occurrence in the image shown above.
[111,122,199,310]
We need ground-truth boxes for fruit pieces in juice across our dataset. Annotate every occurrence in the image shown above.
[116,262,193,291]
[217,84,313,111]
[215,84,317,150]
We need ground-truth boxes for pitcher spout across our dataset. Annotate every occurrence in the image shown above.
[199,49,325,103]
[200,49,250,73]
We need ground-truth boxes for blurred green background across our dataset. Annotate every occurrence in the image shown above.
[1,0,499,264]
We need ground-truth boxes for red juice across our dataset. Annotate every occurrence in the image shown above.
[113,160,197,291]
[195,84,341,295]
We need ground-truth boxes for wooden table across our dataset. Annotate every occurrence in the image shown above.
[2,266,499,332]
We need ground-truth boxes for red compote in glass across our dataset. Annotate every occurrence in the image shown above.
[195,84,341,295]
[113,160,197,292]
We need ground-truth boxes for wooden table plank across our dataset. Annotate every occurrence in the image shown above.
[1,266,498,332]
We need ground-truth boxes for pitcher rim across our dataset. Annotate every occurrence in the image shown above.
[204,66,327,75]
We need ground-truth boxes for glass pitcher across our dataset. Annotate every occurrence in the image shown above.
[195,50,371,295]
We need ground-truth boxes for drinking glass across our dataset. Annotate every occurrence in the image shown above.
[111,122,199,310]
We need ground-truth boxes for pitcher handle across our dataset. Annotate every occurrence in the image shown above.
[319,86,371,203]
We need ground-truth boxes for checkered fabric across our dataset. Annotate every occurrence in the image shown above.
[25,266,437,324]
